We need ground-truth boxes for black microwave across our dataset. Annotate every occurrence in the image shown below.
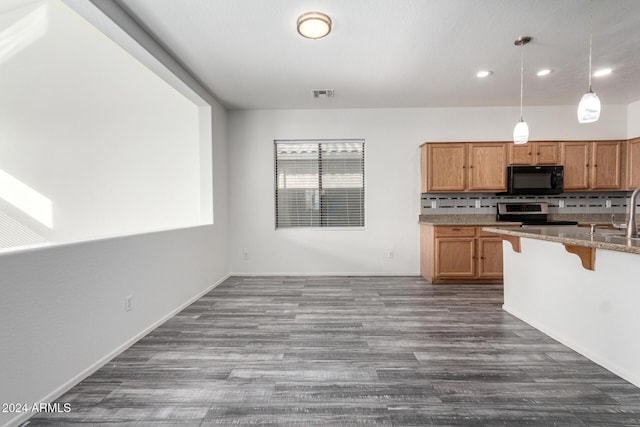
[506,165,564,195]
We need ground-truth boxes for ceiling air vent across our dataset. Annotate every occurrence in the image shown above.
[312,89,334,99]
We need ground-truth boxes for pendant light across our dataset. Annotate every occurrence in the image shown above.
[577,0,601,123]
[513,36,531,145]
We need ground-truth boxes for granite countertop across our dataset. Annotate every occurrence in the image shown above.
[482,225,640,255]
[418,214,521,226]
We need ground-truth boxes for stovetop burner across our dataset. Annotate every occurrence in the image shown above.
[496,202,578,226]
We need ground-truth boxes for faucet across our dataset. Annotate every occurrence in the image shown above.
[626,187,640,238]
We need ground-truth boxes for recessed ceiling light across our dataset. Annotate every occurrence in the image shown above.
[297,12,332,39]
[537,69,552,77]
[593,68,612,77]
[476,70,493,78]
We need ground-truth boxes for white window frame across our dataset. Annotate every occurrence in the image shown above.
[274,139,365,230]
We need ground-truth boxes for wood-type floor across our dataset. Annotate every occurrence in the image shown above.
[26,276,640,426]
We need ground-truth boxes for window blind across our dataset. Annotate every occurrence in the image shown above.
[275,140,365,229]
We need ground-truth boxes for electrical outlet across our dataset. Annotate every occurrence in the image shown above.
[431,200,437,209]
[558,200,565,208]
[125,295,133,312]
[388,251,394,259]
[242,251,249,261]
[475,200,481,209]
[606,200,612,208]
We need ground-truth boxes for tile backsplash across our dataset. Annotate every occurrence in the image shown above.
[421,191,632,215]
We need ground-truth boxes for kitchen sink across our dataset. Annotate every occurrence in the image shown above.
[561,228,640,243]
[588,228,625,235]
[602,234,640,243]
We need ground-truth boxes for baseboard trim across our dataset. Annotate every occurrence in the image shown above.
[228,272,421,277]
[5,273,230,427]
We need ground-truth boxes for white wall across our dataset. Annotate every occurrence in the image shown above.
[228,105,627,275]
[628,99,640,138]
[0,1,230,426]
[0,0,202,245]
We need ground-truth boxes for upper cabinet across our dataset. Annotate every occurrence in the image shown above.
[626,138,640,190]
[560,140,622,191]
[422,142,507,192]
[508,141,559,165]
[560,141,590,190]
[421,140,630,194]
[467,143,508,191]
[422,143,466,192]
[591,140,622,189]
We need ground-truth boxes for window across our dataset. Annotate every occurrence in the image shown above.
[275,140,365,229]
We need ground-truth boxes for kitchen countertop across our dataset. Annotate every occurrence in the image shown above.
[482,225,640,255]
[418,214,520,226]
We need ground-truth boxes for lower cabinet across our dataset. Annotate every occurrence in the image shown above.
[420,224,505,283]
[476,236,504,278]
[435,236,475,278]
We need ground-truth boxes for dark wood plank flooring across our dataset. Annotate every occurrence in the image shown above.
[25,276,640,426]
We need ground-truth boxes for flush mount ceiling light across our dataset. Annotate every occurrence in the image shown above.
[513,36,531,145]
[577,0,601,123]
[476,70,493,78]
[297,12,332,39]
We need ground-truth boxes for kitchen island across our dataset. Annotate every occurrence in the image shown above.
[484,225,640,388]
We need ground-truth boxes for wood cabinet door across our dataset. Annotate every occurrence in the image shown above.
[509,144,534,165]
[560,142,590,191]
[627,138,640,189]
[467,143,507,191]
[477,238,503,278]
[434,238,475,278]
[591,140,621,190]
[420,144,428,193]
[426,144,466,192]
[534,142,559,164]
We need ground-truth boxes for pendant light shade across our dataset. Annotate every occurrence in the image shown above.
[513,120,529,145]
[578,0,601,123]
[577,90,601,123]
[513,36,531,145]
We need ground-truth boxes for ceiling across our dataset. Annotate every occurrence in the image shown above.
[115,0,640,110]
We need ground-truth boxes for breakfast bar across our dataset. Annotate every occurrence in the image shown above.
[484,225,640,388]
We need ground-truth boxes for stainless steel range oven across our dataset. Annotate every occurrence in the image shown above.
[496,202,577,226]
